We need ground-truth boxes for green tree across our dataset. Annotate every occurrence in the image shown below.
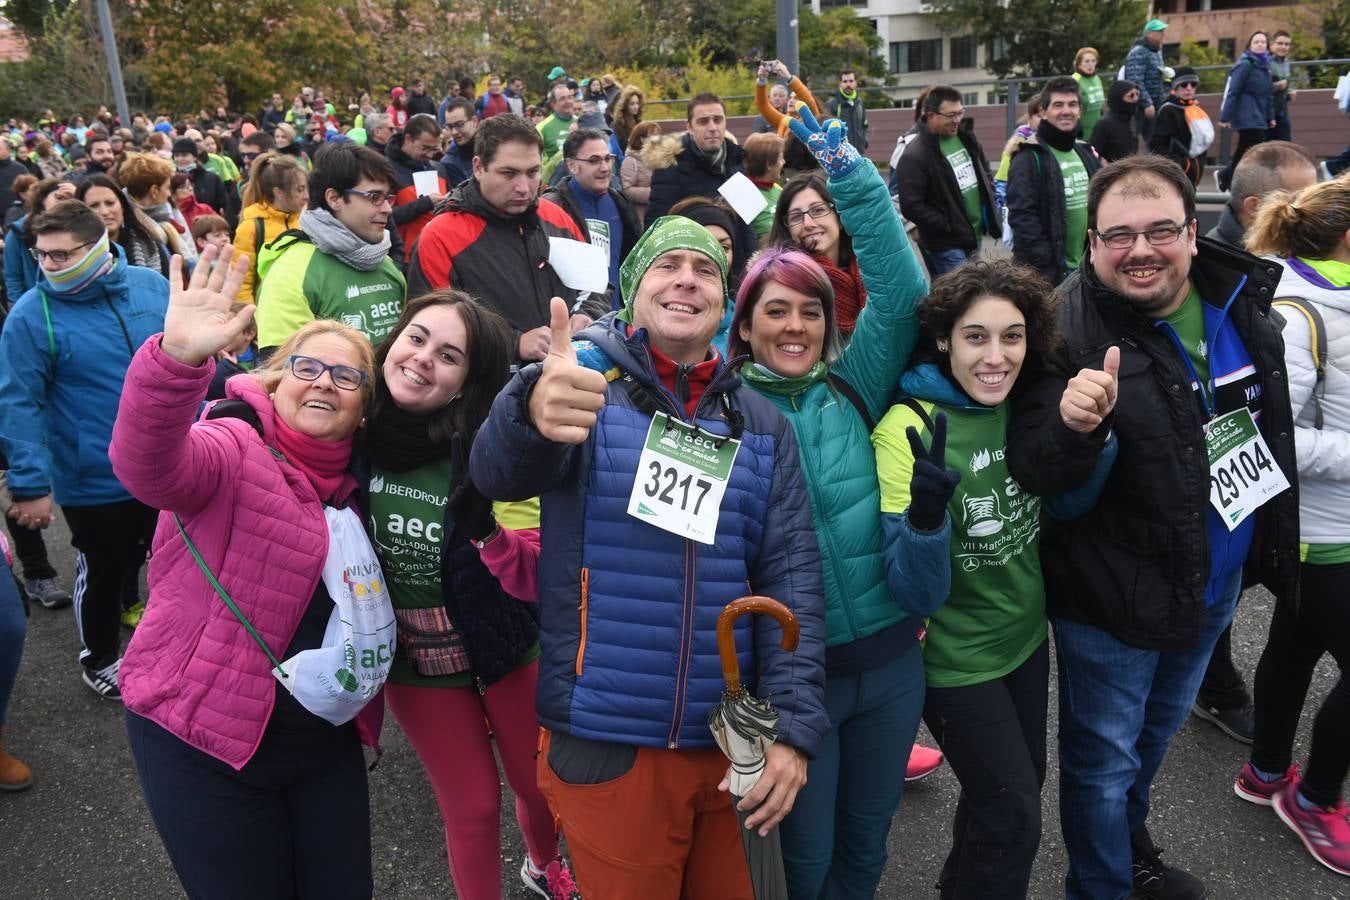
[925,0,1148,78]
[799,6,886,83]
[0,3,115,121]
[1178,40,1229,93]
[120,0,375,113]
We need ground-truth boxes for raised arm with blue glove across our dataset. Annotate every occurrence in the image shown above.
[787,105,862,179]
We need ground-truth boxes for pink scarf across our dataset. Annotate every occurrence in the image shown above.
[273,417,356,504]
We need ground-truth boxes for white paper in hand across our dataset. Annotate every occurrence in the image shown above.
[718,172,768,225]
[412,170,439,197]
[548,237,610,294]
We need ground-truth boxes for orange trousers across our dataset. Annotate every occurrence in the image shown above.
[536,730,754,899]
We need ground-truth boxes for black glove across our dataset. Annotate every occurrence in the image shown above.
[448,479,496,544]
[905,412,961,532]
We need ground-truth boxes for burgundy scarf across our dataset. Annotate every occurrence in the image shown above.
[815,253,867,335]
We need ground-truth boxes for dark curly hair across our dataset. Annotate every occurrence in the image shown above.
[915,258,1060,371]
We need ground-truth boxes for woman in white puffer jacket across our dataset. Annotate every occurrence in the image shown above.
[1233,178,1350,878]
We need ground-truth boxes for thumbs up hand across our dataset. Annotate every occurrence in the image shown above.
[527,297,608,444]
[1060,344,1120,434]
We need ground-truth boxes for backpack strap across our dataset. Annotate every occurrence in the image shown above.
[251,216,265,289]
[899,396,936,433]
[1272,297,1327,430]
[826,373,875,432]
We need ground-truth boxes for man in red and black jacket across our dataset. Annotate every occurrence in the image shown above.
[408,115,610,363]
[386,114,446,262]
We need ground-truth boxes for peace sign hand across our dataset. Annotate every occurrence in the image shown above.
[160,245,253,367]
[904,411,961,531]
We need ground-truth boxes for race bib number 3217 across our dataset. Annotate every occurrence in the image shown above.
[627,412,740,544]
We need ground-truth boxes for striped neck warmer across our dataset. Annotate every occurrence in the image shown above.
[43,232,113,295]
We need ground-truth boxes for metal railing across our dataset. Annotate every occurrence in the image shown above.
[639,57,1348,165]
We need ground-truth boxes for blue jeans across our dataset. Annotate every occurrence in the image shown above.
[1054,579,1239,900]
[0,562,24,725]
[780,642,925,899]
[928,247,973,277]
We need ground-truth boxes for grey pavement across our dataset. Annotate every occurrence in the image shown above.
[1,515,1343,899]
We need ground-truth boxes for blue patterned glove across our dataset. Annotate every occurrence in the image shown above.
[787,105,862,179]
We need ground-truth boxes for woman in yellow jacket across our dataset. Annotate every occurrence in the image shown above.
[231,152,309,303]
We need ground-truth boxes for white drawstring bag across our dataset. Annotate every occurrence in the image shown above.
[273,505,397,725]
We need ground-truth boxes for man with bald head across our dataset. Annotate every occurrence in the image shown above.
[1207,140,1318,248]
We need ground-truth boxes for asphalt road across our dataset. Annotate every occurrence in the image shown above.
[1,514,1343,900]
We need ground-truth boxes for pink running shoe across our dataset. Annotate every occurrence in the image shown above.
[521,857,582,900]
[1234,761,1299,807]
[1272,777,1350,877]
[906,743,944,782]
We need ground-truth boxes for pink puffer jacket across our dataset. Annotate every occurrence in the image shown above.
[110,336,383,770]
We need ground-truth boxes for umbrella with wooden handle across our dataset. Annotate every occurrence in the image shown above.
[708,595,800,900]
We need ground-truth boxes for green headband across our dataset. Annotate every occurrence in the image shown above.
[617,216,729,322]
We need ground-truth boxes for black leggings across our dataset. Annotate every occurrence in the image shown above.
[1217,128,1268,189]
[924,640,1050,899]
[1250,561,1350,808]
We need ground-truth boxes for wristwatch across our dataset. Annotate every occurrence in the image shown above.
[472,525,501,550]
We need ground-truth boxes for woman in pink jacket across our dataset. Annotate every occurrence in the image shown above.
[109,247,383,900]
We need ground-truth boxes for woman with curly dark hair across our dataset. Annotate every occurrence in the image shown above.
[872,258,1092,898]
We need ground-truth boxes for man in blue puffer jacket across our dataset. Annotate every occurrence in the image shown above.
[471,216,827,898]
[0,201,168,700]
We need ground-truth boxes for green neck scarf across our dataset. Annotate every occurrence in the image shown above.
[1299,256,1350,288]
[739,360,828,397]
[841,89,858,101]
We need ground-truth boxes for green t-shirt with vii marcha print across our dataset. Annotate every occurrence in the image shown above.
[874,397,1047,688]
[940,135,984,239]
[1050,146,1091,270]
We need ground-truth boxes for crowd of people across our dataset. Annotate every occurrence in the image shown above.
[1,24,1348,900]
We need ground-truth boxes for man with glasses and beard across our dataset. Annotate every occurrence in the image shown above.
[1006,155,1298,900]
[255,143,406,353]
[543,128,640,310]
[895,85,997,276]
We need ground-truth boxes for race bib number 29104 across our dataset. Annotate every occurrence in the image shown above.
[1204,407,1290,530]
[627,412,740,544]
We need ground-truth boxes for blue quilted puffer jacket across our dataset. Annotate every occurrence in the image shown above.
[470,317,828,755]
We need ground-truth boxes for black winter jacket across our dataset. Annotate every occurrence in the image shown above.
[1006,239,1299,650]
[1089,80,1140,164]
[1007,137,1101,285]
[894,127,996,253]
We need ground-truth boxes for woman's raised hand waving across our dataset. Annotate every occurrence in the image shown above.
[160,246,253,367]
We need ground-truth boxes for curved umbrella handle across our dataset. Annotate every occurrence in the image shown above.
[716,595,801,695]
